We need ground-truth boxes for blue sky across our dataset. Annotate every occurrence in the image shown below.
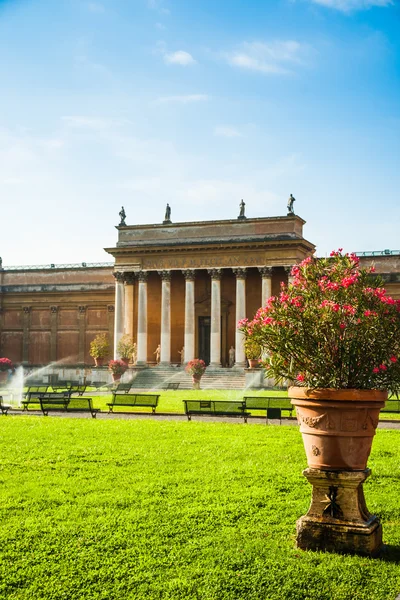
[0,0,399,266]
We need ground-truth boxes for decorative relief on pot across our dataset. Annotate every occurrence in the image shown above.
[301,414,325,428]
[312,445,320,456]
[299,412,337,430]
[361,412,379,431]
[340,414,359,432]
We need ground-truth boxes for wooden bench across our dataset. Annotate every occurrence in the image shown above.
[0,396,11,415]
[39,396,99,418]
[22,386,51,410]
[183,400,250,422]
[107,393,159,413]
[381,399,400,414]
[52,383,87,396]
[243,396,295,420]
[111,382,133,395]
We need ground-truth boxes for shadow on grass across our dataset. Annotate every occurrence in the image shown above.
[377,544,400,563]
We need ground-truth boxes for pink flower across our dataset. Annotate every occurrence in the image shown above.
[372,367,380,374]
[379,364,387,371]
[339,323,346,329]
[296,374,305,382]
[332,304,340,312]
[390,356,397,363]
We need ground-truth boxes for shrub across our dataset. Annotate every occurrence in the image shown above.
[238,250,400,394]
[185,359,206,377]
[0,357,14,372]
[89,334,110,359]
[117,335,136,360]
[108,359,128,375]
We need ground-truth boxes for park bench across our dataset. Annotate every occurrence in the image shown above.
[183,400,250,422]
[0,396,11,415]
[39,395,99,418]
[164,382,180,390]
[112,382,133,395]
[107,393,159,413]
[243,396,295,421]
[22,386,51,410]
[381,399,400,414]
[52,383,87,396]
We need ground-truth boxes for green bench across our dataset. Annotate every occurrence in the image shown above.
[183,400,250,422]
[22,386,51,410]
[39,395,99,418]
[381,399,400,414]
[107,393,159,413]
[0,396,11,415]
[243,396,295,421]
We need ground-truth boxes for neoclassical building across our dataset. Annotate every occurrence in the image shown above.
[106,214,314,367]
[0,211,399,367]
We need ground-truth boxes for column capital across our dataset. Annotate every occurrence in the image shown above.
[23,306,31,314]
[208,268,223,280]
[158,270,171,282]
[78,305,86,314]
[113,271,125,283]
[182,269,196,281]
[258,266,273,278]
[50,306,58,313]
[137,271,148,283]
[108,305,115,313]
[232,267,247,279]
[123,272,136,285]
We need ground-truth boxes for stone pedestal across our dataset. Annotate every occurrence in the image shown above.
[297,468,382,557]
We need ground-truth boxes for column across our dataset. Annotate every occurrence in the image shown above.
[285,266,295,286]
[258,266,273,306]
[158,270,171,365]
[124,272,136,338]
[50,306,58,362]
[78,306,86,364]
[183,270,196,363]
[113,272,125,359]
[22,306,31,364]
[232,268,247,368]
[107,305,115,353]
[208,269,222,368]
[136,271,148,366]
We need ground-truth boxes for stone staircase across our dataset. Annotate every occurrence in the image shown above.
[128,366,246,390]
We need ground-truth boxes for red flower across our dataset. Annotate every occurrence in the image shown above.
[372,367,380,374]
[379,364,387,371]
[390,356,397,363]
[296,374,305,382]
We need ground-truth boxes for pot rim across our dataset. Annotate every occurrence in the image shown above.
[288,386,388,402]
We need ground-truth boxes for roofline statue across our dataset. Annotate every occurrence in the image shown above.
[287,194,296,216]
[119,206,126,226]
[163,203,172,224]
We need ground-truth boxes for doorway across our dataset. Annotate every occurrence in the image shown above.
[198,316,211,365]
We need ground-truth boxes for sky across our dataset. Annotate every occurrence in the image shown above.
[0,0,399,267]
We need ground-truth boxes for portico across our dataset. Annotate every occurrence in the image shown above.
[106,214,315,367]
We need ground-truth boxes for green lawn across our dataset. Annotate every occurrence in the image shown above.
[1,418,400,599]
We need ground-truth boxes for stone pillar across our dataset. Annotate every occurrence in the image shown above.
[78,306,86,364]
[22,306,31,364]
[158,270,171,365]
[107,305,114,352]
[232,268,247,368]
[50,306,58,362]
[124,272,136,338]
[208,269,222,368]
[136,271,148,366]
[113,272,125,359]
[183,270,196,364]
[285,266,295,286]
[258,266,273,306]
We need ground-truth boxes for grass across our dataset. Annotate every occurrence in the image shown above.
[1,418,400,599]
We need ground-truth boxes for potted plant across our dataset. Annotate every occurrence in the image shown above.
[244,338,261,368]
[0,357,14,384]
[89,333,110,367]
[117,335,136,365]
[108,359,128,382]
[185,359,206,389]
[238,250,400,555]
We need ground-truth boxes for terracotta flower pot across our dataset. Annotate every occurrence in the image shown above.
[112,373,121,382]
[94,357,104,367]
[289,387,387,471]
[192,374,202,389]
[120,357,130,366]
[248,359,260,369]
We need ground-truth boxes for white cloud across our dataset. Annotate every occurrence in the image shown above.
[155,22,166,30]
[154,94,209,105]
[226,40,311,75]
[214,125,242,138]
[87,2,105,13]
[164,50,196,66]
[309,0,392,11]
